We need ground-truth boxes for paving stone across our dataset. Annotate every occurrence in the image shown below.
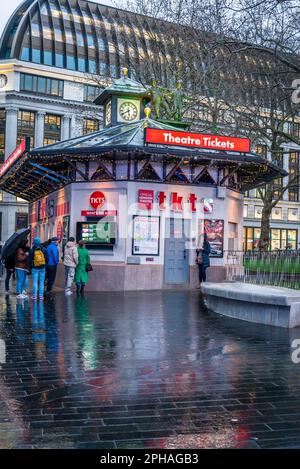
[0,289,300,448]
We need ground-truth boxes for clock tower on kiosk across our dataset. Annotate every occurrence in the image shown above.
[94,68,150,128]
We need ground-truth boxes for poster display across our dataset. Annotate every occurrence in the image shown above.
[132,216,160,256]
[204,219,224,258]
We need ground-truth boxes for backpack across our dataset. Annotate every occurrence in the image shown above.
[33,247,46,267]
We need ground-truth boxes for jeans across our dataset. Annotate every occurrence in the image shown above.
[16,269,29,295]
[64,266,75,292]
[46,265,57,291]
[198,264,207,283]
[31,268,46,298]
[5,269,14,292]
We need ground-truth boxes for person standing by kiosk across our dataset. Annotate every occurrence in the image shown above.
[46,237,59,292]
[196,234,211,288]
[63,237,78,295]
[75,240,91,296]
[15,240,30,299]
[29,238,48,301]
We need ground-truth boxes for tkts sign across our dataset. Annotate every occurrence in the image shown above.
[138,189,213,213]
[145,128,250,153]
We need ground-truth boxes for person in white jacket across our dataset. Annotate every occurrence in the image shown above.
[63,237,79,295]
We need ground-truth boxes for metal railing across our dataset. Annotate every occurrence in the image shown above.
[225,250,300,289]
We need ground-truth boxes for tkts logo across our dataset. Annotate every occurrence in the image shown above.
[138,190,213,214]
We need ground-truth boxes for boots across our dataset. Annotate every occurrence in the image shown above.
[76,284,80,296]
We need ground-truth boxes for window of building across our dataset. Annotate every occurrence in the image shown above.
[243,226,298,251]
[254,206,262,219]
[83,84,101,102]
[273,148,283,168]
[21,47,30,61]
[78,57,86,72]
[0,109,5,164]
[83,119,99,135]
[44,51,53,66]
[271,228,297,250]
[17,111,35,149]
[67,56,76,70]
[288,122,300,138]
[20,73,64,97]
[32,49,41,64]
[288,208,298,221]
[256,144,267,158]
[273,178,283,199]
[44,114,61,145]
[289,151,299,202]
[15,213,28,231]
[243,227,261,251]
[55,53,64,68]
[271,207,282,220]
[88,60,96,74]
[243,205,248,218]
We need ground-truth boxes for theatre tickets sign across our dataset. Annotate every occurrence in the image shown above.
[145,128,250,153]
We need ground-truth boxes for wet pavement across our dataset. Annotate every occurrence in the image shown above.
[0,287,300,449]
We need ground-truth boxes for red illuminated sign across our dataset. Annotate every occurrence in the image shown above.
[0,137,30,178]
[81,210,117,217]
[138,189,154,210]
[90,191,105,209]
[145,128,250,153]
[57,221,63,242]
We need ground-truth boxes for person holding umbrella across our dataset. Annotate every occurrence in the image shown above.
[1,228,30,294]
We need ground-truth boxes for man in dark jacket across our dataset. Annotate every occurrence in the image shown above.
[46,237,60,292]
[196,233,211,287]
[4,252,15,294]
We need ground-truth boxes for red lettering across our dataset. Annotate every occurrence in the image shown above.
[158,191,166,210]
[171,192,183,212]
[189,193,197,212]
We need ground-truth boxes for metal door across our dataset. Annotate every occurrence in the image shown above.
[164,218,189,284]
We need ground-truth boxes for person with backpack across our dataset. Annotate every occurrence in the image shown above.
[74,240,91,296]
[63,237,78,295]
[15,239,30,299]
[29,237,49,301]
[46,237,60,292]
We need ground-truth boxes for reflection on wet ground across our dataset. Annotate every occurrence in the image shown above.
[0,289,300,448]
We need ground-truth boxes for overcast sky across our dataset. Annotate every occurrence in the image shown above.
[0,0,116,37]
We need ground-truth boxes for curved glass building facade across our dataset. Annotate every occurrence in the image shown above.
[0,0,170,79]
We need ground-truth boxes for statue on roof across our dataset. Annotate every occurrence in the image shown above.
[148,78,171,119]
[171,81,185,121]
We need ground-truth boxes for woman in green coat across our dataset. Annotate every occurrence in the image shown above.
[75,240,91,296]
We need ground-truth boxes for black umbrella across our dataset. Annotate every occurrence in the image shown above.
[1,228,30,260]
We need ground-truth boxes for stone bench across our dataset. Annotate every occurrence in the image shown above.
[201,282,300,328]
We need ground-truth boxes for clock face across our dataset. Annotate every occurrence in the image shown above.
[119,101,138,121]
[105,101,111,126]
[0,74,8,88]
